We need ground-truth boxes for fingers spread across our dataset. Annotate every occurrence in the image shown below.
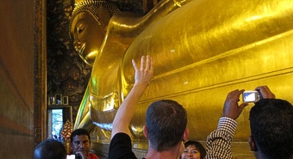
[132,59,138,71]
[146,55,153,71]
[140,56,145,71]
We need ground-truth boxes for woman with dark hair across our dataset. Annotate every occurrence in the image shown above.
[181,140,206,159]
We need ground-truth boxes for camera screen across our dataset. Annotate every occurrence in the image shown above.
[243,92,257,102]
[67,155,75,159]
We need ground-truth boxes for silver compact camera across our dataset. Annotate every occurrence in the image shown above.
[66,154,81,159]
[242,91,261,103]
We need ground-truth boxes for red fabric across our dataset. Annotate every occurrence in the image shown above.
[88,153,99,159]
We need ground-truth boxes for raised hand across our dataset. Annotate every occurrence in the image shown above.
[222,89,248,120]
[111,55,154,139]
[132,55,154,87]
[255,85,275,99]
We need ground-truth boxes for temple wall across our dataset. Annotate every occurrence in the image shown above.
[0,0,35,158]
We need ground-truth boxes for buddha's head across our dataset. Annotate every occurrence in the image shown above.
[70,0,120,65]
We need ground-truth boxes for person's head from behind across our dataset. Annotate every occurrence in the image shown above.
[181,140,206,159]
[249,98,293,159]
[70,128,91,155]
[70,0,120,65]
[34,139,66,159]
[144,99,188,152]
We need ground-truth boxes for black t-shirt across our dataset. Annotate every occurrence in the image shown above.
[108,133,138,159]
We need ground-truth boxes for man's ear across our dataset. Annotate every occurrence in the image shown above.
[248,136,257,151]
[143,125,148,139]
[183,128,189,141]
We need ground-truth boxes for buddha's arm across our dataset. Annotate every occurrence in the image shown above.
[99,0,195,67]
[73,85,91,129]
[107,0,193,38]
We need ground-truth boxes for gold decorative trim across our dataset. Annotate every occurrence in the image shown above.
[34,0,47,145]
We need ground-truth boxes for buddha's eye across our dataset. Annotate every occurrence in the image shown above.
[77,25,85,34]
[77,27,83,34]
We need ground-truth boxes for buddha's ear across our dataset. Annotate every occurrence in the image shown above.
[143,125,148,139]
[98,6,111,27]
[248,136,257,151]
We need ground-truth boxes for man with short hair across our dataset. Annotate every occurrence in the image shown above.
[34,139,67,159]
[145,99,187,152]
[70,128,99,159]
[109,55,188,159]
[248,86,293,159]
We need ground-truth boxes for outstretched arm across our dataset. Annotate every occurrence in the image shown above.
[205,89,248,159]
[111,55,153,139]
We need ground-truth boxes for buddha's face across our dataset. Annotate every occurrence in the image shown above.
[70,11,105,65]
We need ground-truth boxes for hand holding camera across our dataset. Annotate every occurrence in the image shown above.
[242,85,275,103]
[255,85,275,99]
[222,85,275,120]
[223,89,248,120]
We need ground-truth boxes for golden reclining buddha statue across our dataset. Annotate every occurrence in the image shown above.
[70,0,293,144]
